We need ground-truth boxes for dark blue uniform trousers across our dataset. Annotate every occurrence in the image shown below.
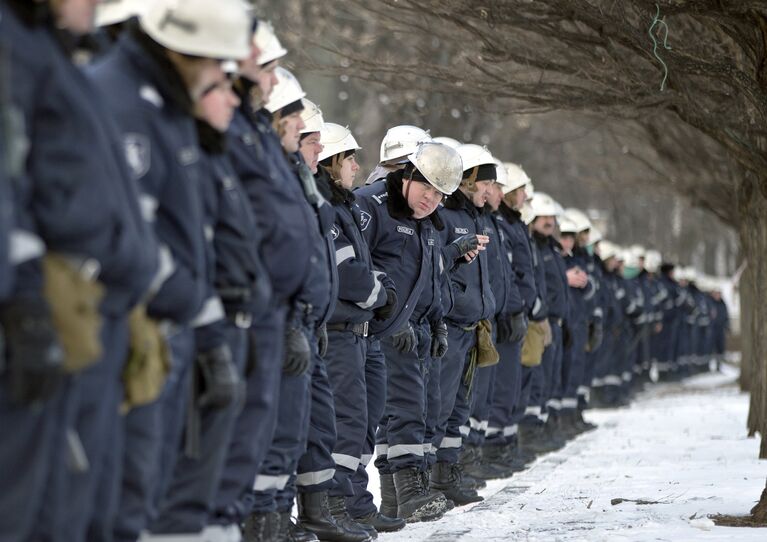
[485,340,523,446]
[434,324,476,464]
[283,352,338,508]
[561,320,588,409]
[424,353,442,468]
[326,330,368,497]
[347,339,386,518]
[465,364,495,448]
[541,321,563,414]
[151,323,248,534]
[211,307,286,525]
[374,322,431,475]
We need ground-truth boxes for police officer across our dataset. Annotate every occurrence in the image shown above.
[431,143,498,506]
[148,42,270,542]
[710,281,729,369]
[355,141,466,520]
[88,2,252,540]
[485,165,544,469]
[364,125,431,185]
[462,159,527,481]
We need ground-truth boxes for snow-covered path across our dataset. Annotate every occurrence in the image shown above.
[368,367,767,541]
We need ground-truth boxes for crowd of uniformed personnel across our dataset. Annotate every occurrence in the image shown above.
[0,1,731,541]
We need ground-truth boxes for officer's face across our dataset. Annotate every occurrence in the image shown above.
[559,234,575,253]
[299,132,323,173]
[256,62,280,103]
[196,72,240,132]
[605,257,619,272]
[338,155,360,190]
[486,183,503,211]
[404,180,442,219]
[577,230,590,247]
[469,180,493,208]
[52,0,98,35]
[279,111,305,153]
[533,216,556,236]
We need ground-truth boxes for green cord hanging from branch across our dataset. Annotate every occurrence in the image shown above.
[648,3,672,91]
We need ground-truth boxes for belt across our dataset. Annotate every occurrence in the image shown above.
[327,321,369,337]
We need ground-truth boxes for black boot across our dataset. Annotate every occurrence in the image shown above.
[557,409,584,439]
[430,462,483,506]
[296,491,371,542]
[575,408,597,432]
[277,510,318,542]
[242,511,282,542]
[378,473,398,518]
[327,496,377,540]
[393,467,448,522]
[481,444,527,475]
[353,510,406,533]
[459,445,510,481]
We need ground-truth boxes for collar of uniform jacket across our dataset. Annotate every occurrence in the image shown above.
[444,187,479,217]
[498,201,522,224]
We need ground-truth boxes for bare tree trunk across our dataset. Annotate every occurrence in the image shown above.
[740,259,754,392]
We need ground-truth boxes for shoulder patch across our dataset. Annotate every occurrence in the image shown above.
[397,225,414,236]
[139,85,164,108]
[123,133,150,180]
[359,211,372,231]
[454,227,469,235]
[330,225,340,240]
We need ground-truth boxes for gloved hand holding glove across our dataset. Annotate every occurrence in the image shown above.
[430,320,449,359]
[391,323,417,354]
[283,326,311,375]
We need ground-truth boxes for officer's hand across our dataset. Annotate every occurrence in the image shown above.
[509,312,528,343]
[541,319,553,347]
[391,323,417,354]
[196,344,245,409]
[283,326,311,375]
[430,320,449,359]
[566,268,588,288]
[587,321,604,352]
[317,323,328,358]
[373,288,398,321]
[0,297,65,406]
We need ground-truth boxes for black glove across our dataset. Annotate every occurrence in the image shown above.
[317,323,328,358]
[430,320,449,359]
[588,321,604,351]
[496,315,512,344]
[450,233,479,258]
[196,344,244,409]
[391,323,417,354]
[0,297,65,405]
[283,326,311,375]
[373,288,398,321]
[509,312,528,343]
[245,328,259,377]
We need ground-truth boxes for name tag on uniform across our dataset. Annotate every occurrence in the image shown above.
[397,225,414,235]
[454,227,469,234]
[428,238,435,246]
[177,146,199,166]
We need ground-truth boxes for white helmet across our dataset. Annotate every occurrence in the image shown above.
[96,0,150,27]
[528,192,562,219]
[432,136,461,149]
[318,123,361,162]
[563,208,592,233]
[598,240,620,261]
[140,0,252,60]
[300,98,324,134]
[264,67,306,115]
[629,244,647,260]
[254,20,287,66]
[526,181,536,198]
[493,159,510,189]
[558,216,579,235]
[589,226,604,245]
[644,250,662,273]
[379,125,431,164]
[520,201,535,225]
[622,249,641,268]
[456,144,495,172]
[503,162,531,194]
[405,142,463,195]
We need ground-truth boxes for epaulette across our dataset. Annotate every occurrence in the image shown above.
[371,192,388,205]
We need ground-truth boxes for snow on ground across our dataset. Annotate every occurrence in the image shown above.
[366,366,767,541]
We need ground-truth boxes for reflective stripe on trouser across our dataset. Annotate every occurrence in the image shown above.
[465,364,496,448]
[539,321,563,411]
[486,340,522,445]
[113,327,195,542]
[561,319,589,406]
[375,321,430,474]
[347,339,386,518]
[150,324,248,534]
[44,316,129,542]
[325,330,368,497]
[434,324,476,464]
[0,377,64,540]
[292,355,338,500]
[251,349,313,514]
[210,306,286,525]
[424,354,442,468]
